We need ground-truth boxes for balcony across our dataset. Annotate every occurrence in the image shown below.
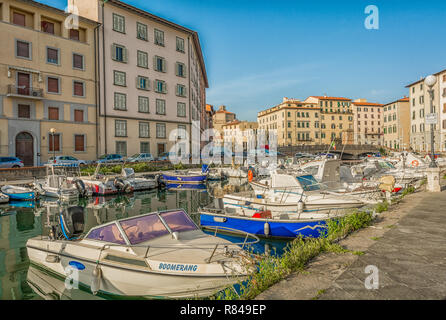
[7,85,43,99]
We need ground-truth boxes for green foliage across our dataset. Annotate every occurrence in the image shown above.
[375,201,389,213]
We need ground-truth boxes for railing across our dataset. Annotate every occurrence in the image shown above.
[7,85,43,98]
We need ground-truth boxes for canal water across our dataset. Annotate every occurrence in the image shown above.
[0,179,290,300]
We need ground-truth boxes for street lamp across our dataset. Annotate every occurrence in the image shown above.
[50,128,56,163]
[424,75,437,168]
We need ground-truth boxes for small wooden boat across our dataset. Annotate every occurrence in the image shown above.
[1,185,36,201]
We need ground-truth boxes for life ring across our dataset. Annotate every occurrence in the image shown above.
[411,160,419,167]
[248,170,253,182]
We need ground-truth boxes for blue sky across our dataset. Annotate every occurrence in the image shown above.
[40,0,446,121]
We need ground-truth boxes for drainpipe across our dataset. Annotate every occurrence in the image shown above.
[94,22,101,160]
[187,36,192,161]
[101,2,108,154]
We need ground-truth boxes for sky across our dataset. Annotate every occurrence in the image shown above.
[40,0,446,121]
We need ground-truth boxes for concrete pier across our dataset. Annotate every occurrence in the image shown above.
[256,182,446,300]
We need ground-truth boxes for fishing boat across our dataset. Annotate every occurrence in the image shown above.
[121,168,158,191]
[26,208,258,299]
[162,165,208,184]
[1,185,36,201]
[0,192,9,204]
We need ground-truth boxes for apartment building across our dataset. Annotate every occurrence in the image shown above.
[0,0,98,166]
[212,105,236,142]
[382,97,410,150]
[222,120,258,151]
[257,97,320,147]
[352,99,383,145]
[72,0,208,158]
[406,69,445,152]
[303,96,354,145]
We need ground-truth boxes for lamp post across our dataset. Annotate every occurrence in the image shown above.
[50,128,56,163]
[424,75,437,168]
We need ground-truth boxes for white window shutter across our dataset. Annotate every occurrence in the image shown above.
[123,48,128,63]
[111,44,116,60]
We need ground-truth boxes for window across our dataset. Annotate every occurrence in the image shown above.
[73,53,84,70]
[155,80,167,93]
[114,93,127,110]
[176,37,185,53]
[156,99,166,115]
[176,62,186,77]
[73,81,84,97]
[136,22,148,40]
[74,134,85,152]
[137,51,148,68]
[156,123,166,138]
[13,12,26,26]
[115,120,127,137]
[18,104,30,118]
[177,102,186,117]
[74,109,84,122]
[46,47,59,64]
[48,107,59,120]
[112,44,127,63]
[154,29,164,46]
[41,20,54,34]
[47,77,60,94]
[114,71,126,86]
[137,76,150,90]
[138,96,149,113]
[69,29,80,41]
[112,13,125,33]
[49,134,60,152]
[140,142,150,153]
[116,141,127,157]
[154,56,166,72]
[176,84,186,97]
[139,122,150,138]
[16,40,31,59]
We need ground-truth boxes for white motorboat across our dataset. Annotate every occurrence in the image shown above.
[0,192,9,204]
[26,208,258,299]
[121,168,158,191]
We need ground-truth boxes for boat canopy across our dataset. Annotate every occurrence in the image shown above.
[296,175,321,191]
[271,174,300,189]
[85,210,198,245]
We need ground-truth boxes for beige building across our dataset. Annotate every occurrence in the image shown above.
[382,97,410,150]
[222,120,258,151]
[406,70,446,153]
[212,105,236,142]
[257,97,320,147]
[0,0,98,165]
[352,99,383,145]
[72,0,208,158]
[303,96,354,145]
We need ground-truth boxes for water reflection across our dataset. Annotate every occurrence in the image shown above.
[0,180,292,300]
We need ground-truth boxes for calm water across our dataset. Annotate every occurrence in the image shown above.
[0,179,290,300]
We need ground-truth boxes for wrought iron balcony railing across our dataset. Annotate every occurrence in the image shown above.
[7,85,43,98]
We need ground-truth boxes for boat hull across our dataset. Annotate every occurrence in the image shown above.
[3,191,35,200]
[162,173,207,184]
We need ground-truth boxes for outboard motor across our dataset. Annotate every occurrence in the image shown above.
[114,178,126,190]
[59,206,85,240]
[73,179,87,197]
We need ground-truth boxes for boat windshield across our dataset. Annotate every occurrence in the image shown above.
[296,175,321,191]
[159,210,198,233]
[378,161,395,169]
[120,214,170,245]
[86,223,126,245]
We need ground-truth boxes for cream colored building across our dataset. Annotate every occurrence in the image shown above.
[352,99,383,145]
[0,0,98,165]
[222,120,258,151]
[212,105,236,142]
[382,97,410,150]
[72,0,208,158]
[406,70,446,153]
[257,97,320,147]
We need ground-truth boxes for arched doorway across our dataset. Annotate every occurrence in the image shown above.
[16,132,33,166]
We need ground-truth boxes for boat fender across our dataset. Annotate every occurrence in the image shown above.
[74,179,86,196]
[124,182,132,193]
[297,200,304,214]
[114,178,125,190]
[91,266,102,295]
[264,222,270,237]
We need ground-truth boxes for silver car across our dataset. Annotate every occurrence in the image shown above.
[0,157,24,168]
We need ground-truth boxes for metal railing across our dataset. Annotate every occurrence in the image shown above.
[7,85,43,98]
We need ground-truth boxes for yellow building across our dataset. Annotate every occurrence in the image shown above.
[352,99,383,145]
[222,120,258,151]
[383,97,410,150]
[212,105,236,142]
[0,0,98,165]
[257,97,320,147]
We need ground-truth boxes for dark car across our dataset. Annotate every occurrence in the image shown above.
[0,157,24,168]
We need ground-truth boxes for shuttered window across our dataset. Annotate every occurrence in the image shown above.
[112,13,125,33]
[114,71,126,86]
[140,142,150,153]
[136,22,148,40]
[70,29,80,41]
[154,29,164,46]
[48,107,59,120]
[138,96,149,113]
[116,141,127,156]
[176,62,186,77]
[18,104,30,118]
[47,77,59,93]
[137,76,149,90]
[137,51,148,68]
[156,99,166,115]
[47,47,59,64]
[155,80,166,94]
[139,122,149,138]
[16,40,30,58]
[73,81,84,97]
[154,56,166,72]
[13,12,26,26]
[73,54,84,69]
[176,84,186,97]
[156,123,166,138]
[115,120,127,137]
[49,134,60,152]
[177,102,186,117]
[74,109,84,122]
[41,21,54,34]
[114,93,127,110]
[112,44,127,63]
[176,37,185,53]
[74,135,85,152]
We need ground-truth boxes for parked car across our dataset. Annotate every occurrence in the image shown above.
[48,156,87,166]
[0,157,24,168]
[317,152,336,159]
[97,154,124,164]
[126,153,155,163]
